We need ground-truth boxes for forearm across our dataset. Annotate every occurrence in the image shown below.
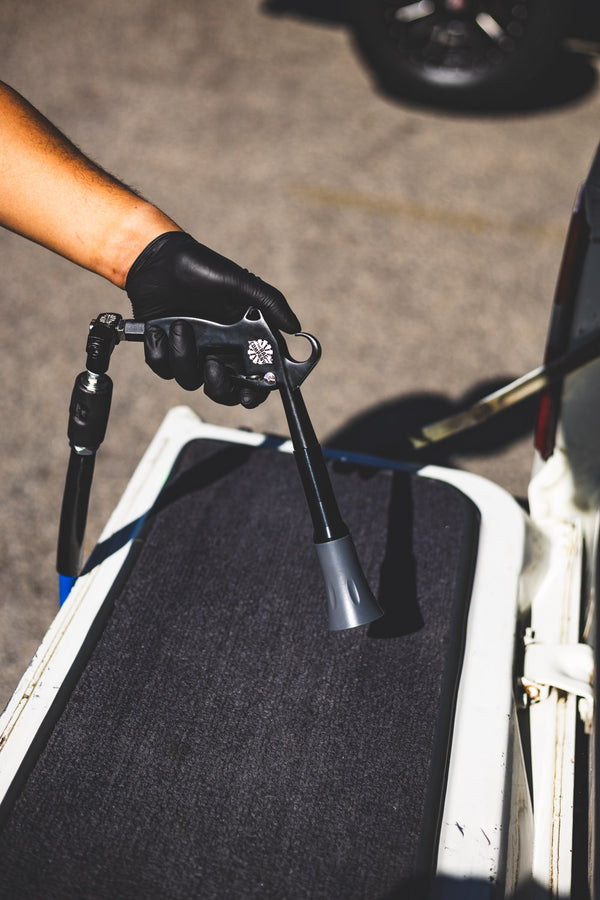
[0,81,181,288]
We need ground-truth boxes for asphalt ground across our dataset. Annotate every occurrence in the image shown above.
[1,0,600,707]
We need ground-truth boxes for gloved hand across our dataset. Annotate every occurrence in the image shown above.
[126,231,300,408]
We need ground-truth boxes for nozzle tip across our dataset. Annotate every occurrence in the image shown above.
[315,534,383,631]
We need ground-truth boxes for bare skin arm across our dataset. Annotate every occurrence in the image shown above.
[0,81,181,288]
[0,82,299,404]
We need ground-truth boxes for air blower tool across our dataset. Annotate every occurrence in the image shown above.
[57,310,383,631]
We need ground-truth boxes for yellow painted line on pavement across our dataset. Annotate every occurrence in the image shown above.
[291,183,566,243]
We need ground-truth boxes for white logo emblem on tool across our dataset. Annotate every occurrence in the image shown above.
[247,339,273,365]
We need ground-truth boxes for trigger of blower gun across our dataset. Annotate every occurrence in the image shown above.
[57,310,383,631]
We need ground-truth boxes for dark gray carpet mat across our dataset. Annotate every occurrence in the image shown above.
[0,439,479,899]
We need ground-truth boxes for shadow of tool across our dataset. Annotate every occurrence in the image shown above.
[325,375,537,640]
[369,470,422,640]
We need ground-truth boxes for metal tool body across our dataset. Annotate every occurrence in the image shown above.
[58,309,382,630]
[121,309,321,393]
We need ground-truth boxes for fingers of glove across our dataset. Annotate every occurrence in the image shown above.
[239,384,269,409]
[203,355,269,408]
[144,325,174,380]
[177,243,301,334]
[249,281,301,335]
[168,320,204,391]
[203,355,240,407]
[127,231,302,336]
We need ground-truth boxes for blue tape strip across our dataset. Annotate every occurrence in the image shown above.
[59,575,77,607]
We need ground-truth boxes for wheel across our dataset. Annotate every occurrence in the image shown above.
[349,0,572,109]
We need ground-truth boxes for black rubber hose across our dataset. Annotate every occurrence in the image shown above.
[56,449,96,577]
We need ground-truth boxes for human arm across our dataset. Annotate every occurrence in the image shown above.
[0,80,178,287]
[0,82,299,404]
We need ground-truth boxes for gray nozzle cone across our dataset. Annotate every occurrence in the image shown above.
[315,534,383,631]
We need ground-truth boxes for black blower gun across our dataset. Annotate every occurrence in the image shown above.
[57,309,383,631]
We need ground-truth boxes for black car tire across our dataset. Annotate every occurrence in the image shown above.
[349,0,572,109]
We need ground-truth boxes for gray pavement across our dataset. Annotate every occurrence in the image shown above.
[1,0,600,707]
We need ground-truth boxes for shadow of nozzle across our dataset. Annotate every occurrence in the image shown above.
[315,534,383,631]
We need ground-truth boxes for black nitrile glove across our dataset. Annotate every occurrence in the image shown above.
[126,231,300,407]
